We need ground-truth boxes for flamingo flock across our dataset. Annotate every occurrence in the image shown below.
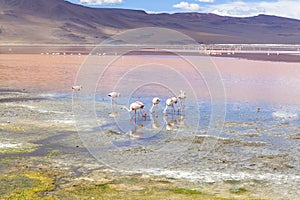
[108,90,186,121]
[71,86,186,121]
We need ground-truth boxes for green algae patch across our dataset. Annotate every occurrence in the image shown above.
[230,187,248,194]
[58,184,231,200]
[0,171,56,199]
[0,123,26,133]
[170,187,203,195]
[46,150,62,158]
[57,176,230,200]
[0,142,40,154]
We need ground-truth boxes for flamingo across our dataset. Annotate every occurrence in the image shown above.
[122,101,147,121]
[72,85,82,91]
[149,97,160,113]
[107,91,120,105]
[163,97,178,115]
[178,90,186,111]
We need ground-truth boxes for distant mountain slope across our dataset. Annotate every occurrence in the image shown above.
[1,0,300,44]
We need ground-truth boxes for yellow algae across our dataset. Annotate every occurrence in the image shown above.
[0,171,55,199]
[56,175,253,200]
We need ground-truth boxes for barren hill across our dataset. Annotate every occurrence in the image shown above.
[1,0,300,44]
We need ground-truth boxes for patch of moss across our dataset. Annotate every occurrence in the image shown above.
[57,176,232,200]
[110,177,141,185]
[0,156,20,162]
[46,150,62,158]
[230,187,247,194]
[0,171,55,199]
[94,183,111,190]
[170,187,203,195]
[155,179,172,184]
[0,123,26,133]
[224,179,241,184]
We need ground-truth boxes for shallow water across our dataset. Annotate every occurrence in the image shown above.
[69,89,300,173]
[7,52,294,172]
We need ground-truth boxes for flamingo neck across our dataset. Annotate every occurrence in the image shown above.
[122,106,131,112]
[163,105,168,113]
[150,104,154,113]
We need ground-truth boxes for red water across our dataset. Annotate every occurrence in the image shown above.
[1,54,300,105]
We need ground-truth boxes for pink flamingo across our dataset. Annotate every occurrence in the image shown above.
[178,90,186,111]
[123,101,147,121]
[107,91,120,106]
[149,97,160,113]
[163,97,178,115]
[72,85,82,91]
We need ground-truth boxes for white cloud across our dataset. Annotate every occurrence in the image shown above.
[173,2,200,11]
[201,0,300,19]
[197,0,214,3]
[78,0,122,5]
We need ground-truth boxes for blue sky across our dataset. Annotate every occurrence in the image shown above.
[66,0,300,19]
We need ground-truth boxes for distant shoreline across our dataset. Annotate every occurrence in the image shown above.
[1,44,299,63]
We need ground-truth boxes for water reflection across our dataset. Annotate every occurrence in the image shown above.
[108,111,119,118]
[127,121,145,138]
[163,114,186,131]
[149,113,160,129]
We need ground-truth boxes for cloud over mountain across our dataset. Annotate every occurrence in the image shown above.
[173,2,200,11]
[201,0,300,19]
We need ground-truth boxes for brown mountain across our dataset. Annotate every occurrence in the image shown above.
[1,0,300,44]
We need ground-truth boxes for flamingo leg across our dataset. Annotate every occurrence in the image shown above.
[154,105,158,117]
[150,104,154,113]
[110,98,115,112]
[130,110,136,122]
[138,109,141,118]
[141,108,147,120]
[181,100,185,110]
[163,105,168,115]
[130,113,133,122]
[113,98,117,104]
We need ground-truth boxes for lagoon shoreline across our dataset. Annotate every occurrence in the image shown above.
[0,90,299,199]
[0,53,299,199]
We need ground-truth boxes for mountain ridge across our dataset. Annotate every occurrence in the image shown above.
[1,0,300,44]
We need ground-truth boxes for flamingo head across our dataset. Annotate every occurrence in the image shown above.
[152,97,160,105]
[178,90,186,99]
[171,97,178,104]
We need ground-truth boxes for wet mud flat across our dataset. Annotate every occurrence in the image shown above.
[0,90,299,199]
